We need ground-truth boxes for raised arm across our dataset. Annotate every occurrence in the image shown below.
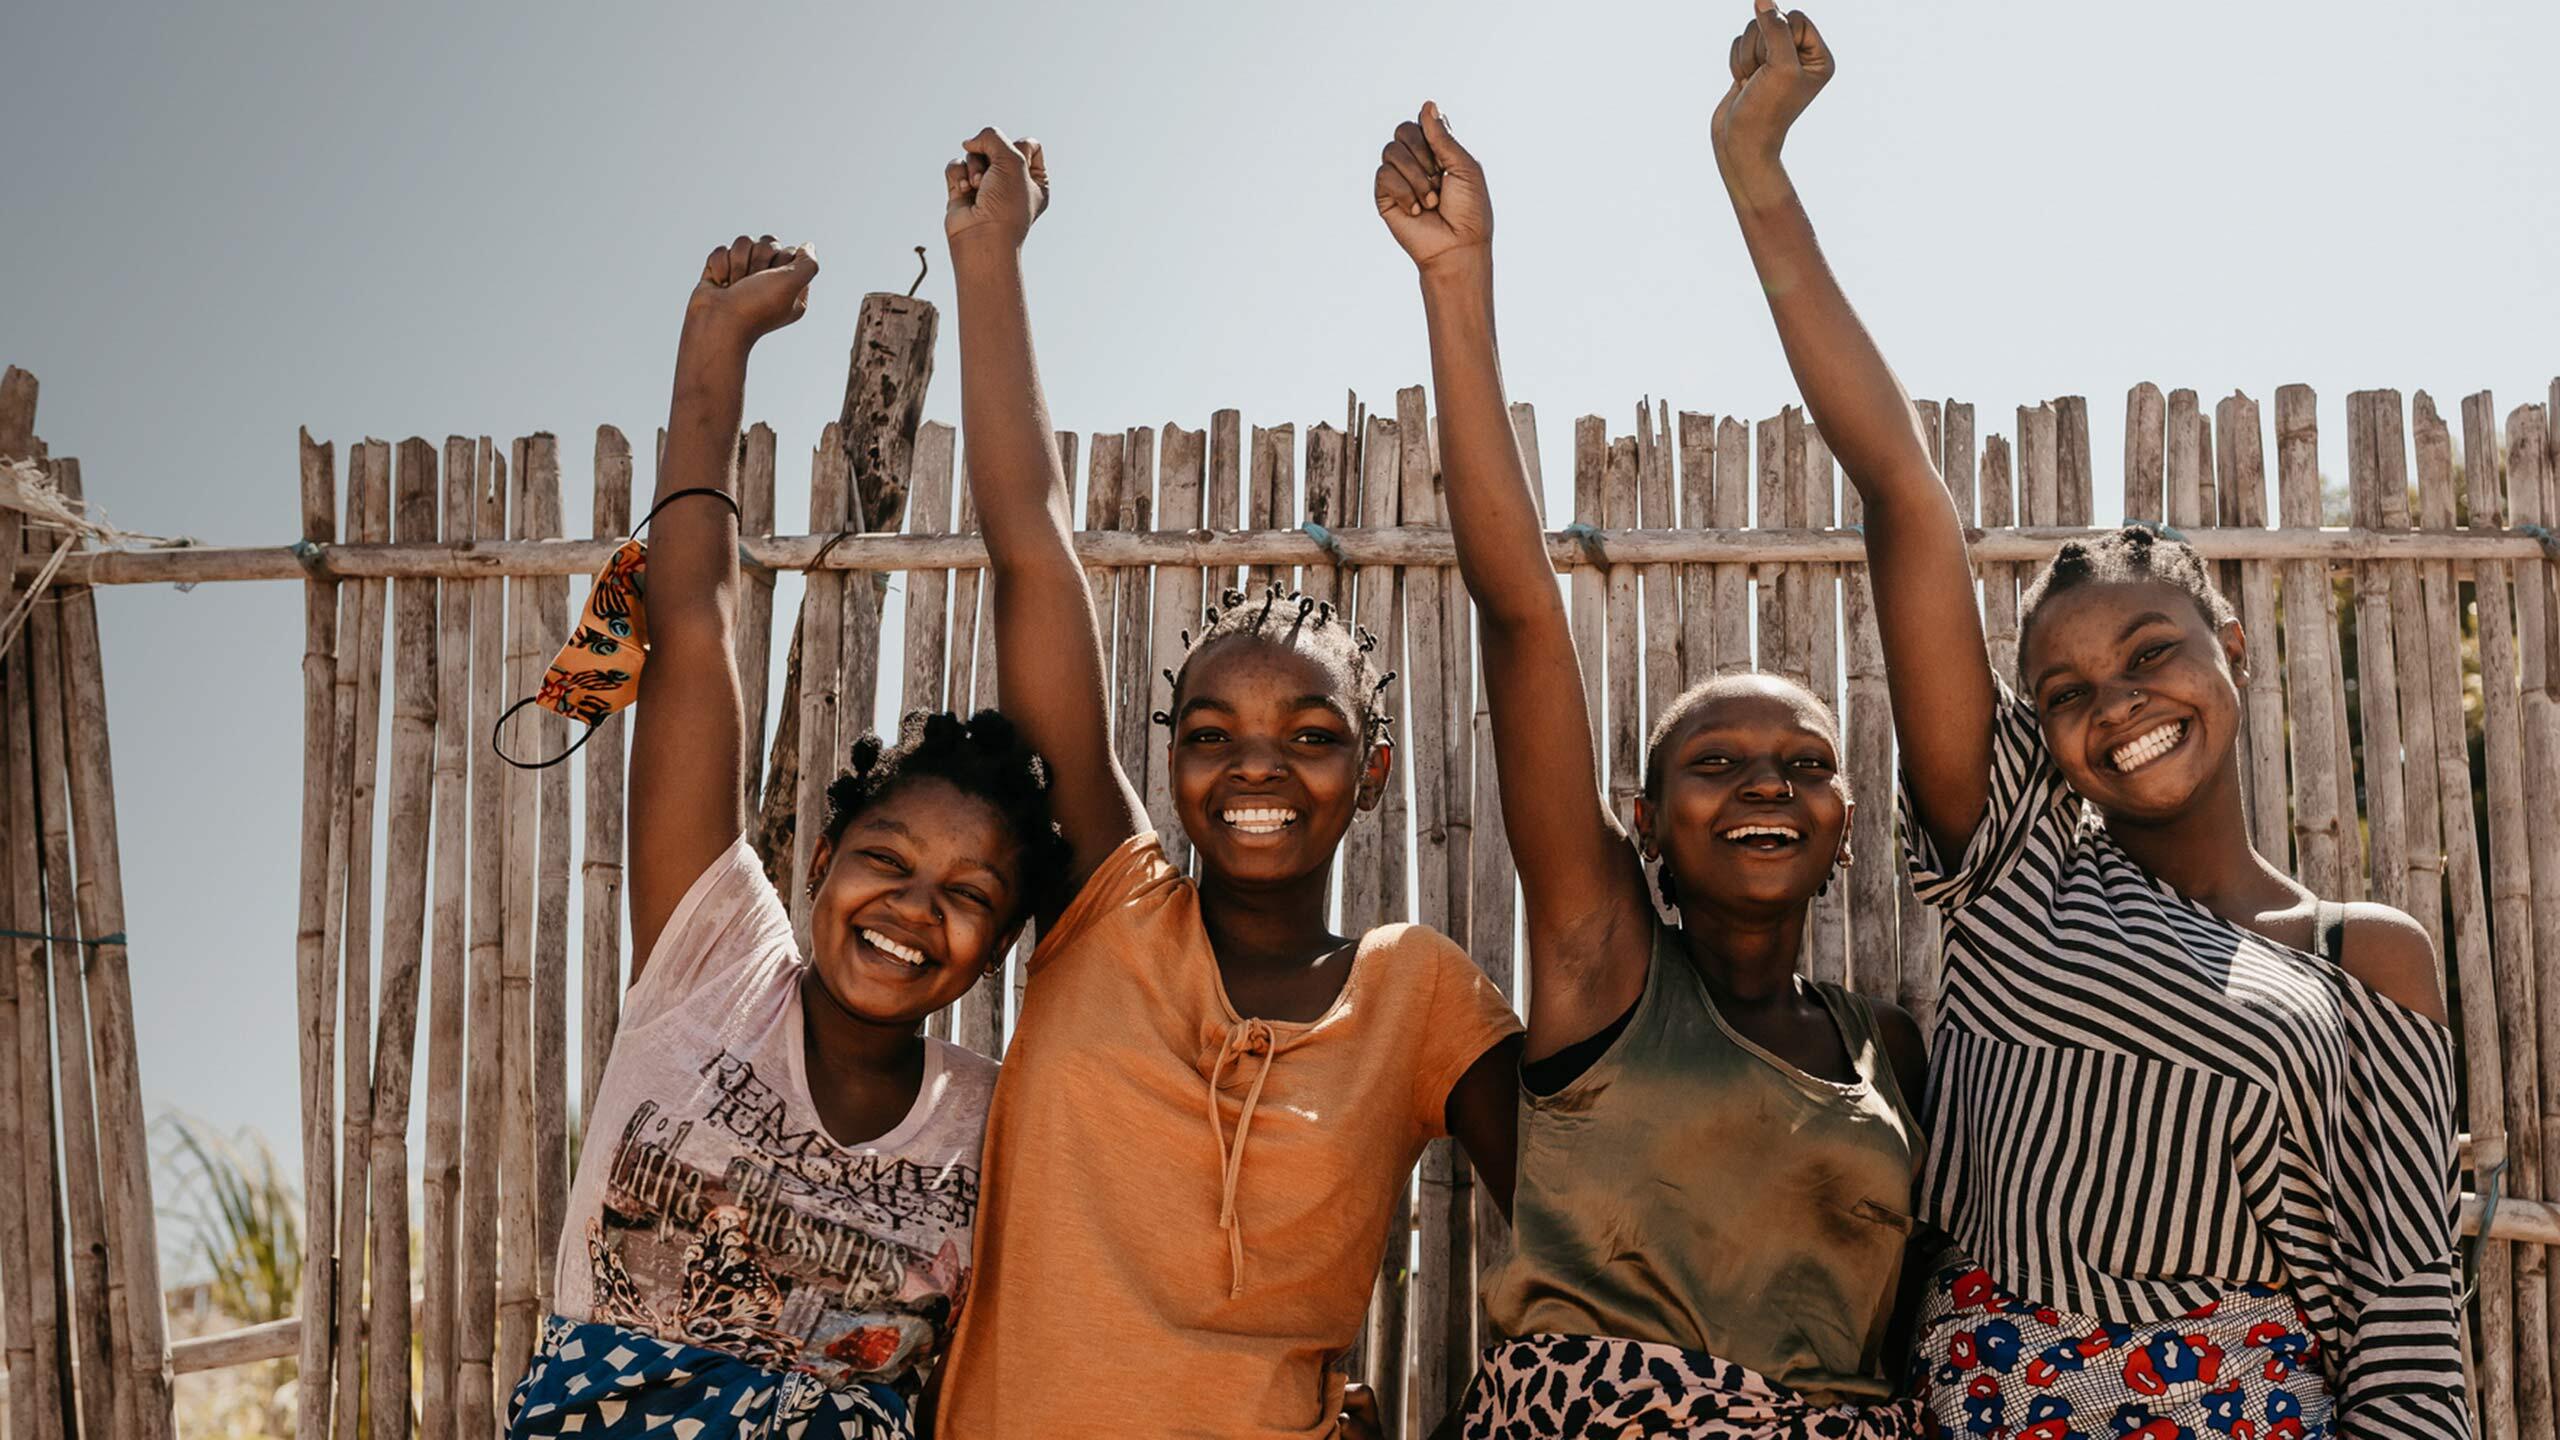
[1377,104,1653,1055]
[1713,3,1995,858]
[946,128,1143,893]
[627,237,818,967]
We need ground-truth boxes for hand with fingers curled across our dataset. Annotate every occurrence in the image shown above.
[945,125,1050,252]
[685,234,820,348]
[1710,0,1834,195]
[1373,100,1491,278]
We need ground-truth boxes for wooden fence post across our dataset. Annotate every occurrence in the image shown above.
[365,438,441,1440]
[420,432,477,1440]
[290,429,339,1440]
[457,438,508,1440]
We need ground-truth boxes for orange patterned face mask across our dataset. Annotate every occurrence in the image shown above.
[492,486,735,768]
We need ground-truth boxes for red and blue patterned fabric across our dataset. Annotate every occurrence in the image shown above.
[1912,1260,2331,1440]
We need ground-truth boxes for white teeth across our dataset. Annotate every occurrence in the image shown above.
[860,929,927,967]
[1222,807,1298,834]
[2110,721,2186,774]
[1721,824,1802,842]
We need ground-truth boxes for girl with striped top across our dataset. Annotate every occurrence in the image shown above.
[1715,6,2469,1437]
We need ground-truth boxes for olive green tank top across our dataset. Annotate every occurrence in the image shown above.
[1484,926,1922,1405]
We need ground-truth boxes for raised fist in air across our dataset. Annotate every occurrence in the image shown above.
[1711,0,1834,181]
[945,126,1050,250]
[1374,101,1490,274]
[688,235,819,344]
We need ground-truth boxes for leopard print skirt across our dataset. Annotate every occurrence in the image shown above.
[1460,1334,1923,1439]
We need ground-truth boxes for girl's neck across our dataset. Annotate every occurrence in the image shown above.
[1196,866,1341,968]
[2101,758,2289,914]
[798,968,926,1077]
[1674,896,1810,1005]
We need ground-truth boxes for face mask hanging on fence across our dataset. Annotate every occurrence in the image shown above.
[490,485,739,768]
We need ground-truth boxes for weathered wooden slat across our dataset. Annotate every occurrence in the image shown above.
[2471,392,2557,1438]
[456,438,507,1440]
[495,436,542,1393]
[735,424,778,812]
[1603,432,1643,831]
[2274,387,2346,898]
[582,429,631,1115]
[526,436,573,1308]
[1303,423,1349,614]
[1978,435,2019,689]
[2124,382,2166,524]
[1755,414,1788,684]
[2216,396,2293,869]
[1342,414,1399,940]
[2054,395,2092,529]
[2519,394,2560,1401]
[1147,424,1205,874]
[360,438,440,1440]
[332,439,392,1440]
[1207,410,1243,600]
[2346,392,2410,914]
[419,433,477,1440]
[793,429,851,944]
[900,421,957,725]
[1111,428,1157,798]
[1676,411,1715,674]
[1796,416,1846,985]
[1638,400,1684,711]
[290,429,340,1440]
[2370,395,2445,955]
[1711,418,1751,676]
[2417,389,2515,1434]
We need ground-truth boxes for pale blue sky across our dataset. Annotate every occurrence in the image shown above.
[4,0,2555,1222]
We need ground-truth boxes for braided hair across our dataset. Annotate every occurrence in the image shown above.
[1152,584,1397,747]
[2017,524,2237,686]
[822,708,1074,923]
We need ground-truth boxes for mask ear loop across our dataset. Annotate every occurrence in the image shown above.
[489,486,744,770]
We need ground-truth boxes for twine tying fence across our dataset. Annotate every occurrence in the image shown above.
[0,454,194,664]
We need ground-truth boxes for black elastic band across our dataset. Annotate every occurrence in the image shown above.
[490,695,603,770]
[632,486,740,540]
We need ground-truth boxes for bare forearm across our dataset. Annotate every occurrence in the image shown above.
[951,245,1074,550]
[1417,259,1564,632]
[650,317,750,626]
[1724,162,1939,516]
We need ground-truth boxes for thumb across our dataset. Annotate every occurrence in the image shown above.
[964,126,1025,173]
[1418,101,1474,174]
[785,243,819,280]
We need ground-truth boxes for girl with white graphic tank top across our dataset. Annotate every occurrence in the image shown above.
[505,236,1070,1440]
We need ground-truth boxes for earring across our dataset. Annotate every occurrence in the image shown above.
[805,878,821,900]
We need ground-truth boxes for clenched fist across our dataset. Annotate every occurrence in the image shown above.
[1711,0,1834,186]
[945,126,1050,251]
[1374,101,1490,276]
[687,235,819,345]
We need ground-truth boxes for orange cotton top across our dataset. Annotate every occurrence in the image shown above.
[935,832,1520,1440]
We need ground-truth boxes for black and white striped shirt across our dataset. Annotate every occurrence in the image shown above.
[1903,693,2470,1439]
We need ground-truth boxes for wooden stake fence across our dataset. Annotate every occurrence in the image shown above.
[11,357,2560,1439]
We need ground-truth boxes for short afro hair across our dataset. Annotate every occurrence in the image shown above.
[822,708,1073,924]
[1155,584,1396,748]
[2018,524,2237,686]
[1641,670,1842,802]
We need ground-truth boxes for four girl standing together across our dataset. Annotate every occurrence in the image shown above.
[502,6,2470,1438]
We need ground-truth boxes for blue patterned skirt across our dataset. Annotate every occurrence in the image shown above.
[1911,1260,2332,1439]
[507,1315,913,1440]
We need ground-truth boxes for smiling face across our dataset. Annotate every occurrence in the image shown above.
[1637,675,1851,916]
[805,775,1026,1026]
[2020,576,2247,823]
[1167,632,1389,889]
